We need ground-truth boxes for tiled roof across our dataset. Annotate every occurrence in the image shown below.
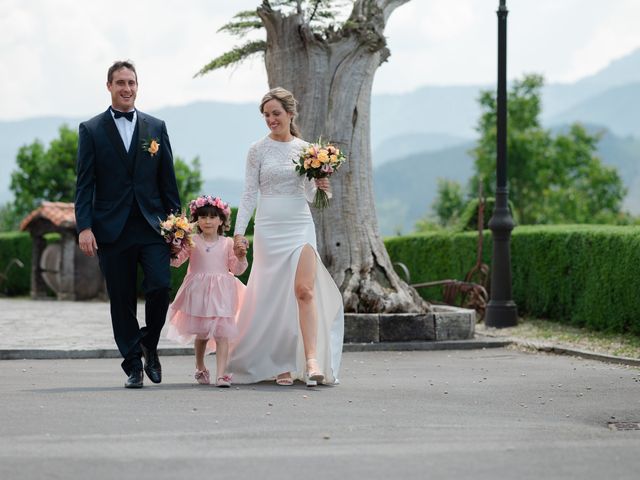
[20,202,76,231]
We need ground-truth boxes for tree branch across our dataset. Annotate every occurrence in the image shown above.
[194,40,267,77]
[308,0,322,23]
[379,0,411,22]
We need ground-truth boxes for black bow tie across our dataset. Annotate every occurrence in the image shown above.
[111,108,134,121]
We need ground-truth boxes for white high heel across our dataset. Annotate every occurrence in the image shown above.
[306,358,324,387]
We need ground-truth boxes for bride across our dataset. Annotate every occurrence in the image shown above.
[228,87,344,386]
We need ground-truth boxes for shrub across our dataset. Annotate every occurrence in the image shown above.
[385,225,640,334]
[0,232,31,296]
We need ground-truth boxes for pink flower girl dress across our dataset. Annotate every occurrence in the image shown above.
[166,235,247,352]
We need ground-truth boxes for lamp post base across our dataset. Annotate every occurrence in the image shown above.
[484,301,518,328]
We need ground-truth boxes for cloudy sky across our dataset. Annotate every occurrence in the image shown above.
[1,0,639,120]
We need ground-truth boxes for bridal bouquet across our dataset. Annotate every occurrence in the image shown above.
[294,140,346,209]
[159,211,195,258]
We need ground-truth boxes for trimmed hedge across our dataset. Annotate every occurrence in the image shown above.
[385,225,640,335]
[5,224,639,336]
[0,232,31,296]
[510,226,640,334]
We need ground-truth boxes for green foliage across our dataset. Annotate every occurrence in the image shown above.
[431,179,465,227]
[228,207,254,237]
[385,231,490,303]
[455,197,517,232]
[385,226,640,335]
[6,125,203,229]
[9,125,78,224]
[0,202,21,232]
[0,232,31,296]
[173,156,203,209]
[413,219,443,234]
[471,74,627,225]
[194,40,267,77]
[217,10,263,38]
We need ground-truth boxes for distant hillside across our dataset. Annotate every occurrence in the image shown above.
[371,86,482,145]
[374,142,475,236]
[373,132,470,166]
[548,83,640,137]
[0,102,264,203]
[572,47,640,89]
[373,128,640,236]
[2,48,640,207]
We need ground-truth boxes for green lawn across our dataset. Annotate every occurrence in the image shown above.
[478,318,640,360]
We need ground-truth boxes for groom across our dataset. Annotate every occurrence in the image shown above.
[75,60,181,388]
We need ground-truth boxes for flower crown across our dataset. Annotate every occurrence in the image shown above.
[188,195,231,217]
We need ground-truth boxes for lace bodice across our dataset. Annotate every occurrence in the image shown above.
[234,136,316,235]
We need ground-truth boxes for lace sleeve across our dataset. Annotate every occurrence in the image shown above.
[303,177,317,203]
[234,144,260,236]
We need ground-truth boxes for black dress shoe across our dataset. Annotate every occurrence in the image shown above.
[141,344,162,384]
[125,368,144,388]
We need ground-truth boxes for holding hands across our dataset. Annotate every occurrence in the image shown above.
[233,234,249,258]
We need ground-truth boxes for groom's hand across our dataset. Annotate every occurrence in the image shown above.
[78,228,98,257]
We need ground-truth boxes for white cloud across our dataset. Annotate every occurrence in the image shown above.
[1,0,640,119]
[559,0,640,82]
[0,0,266,119]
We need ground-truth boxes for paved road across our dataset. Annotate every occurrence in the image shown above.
[2,349,639,480]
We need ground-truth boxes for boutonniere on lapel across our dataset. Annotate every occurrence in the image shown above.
[141,137,160,157]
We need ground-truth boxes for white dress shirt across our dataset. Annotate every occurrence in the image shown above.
[110,108,137,152]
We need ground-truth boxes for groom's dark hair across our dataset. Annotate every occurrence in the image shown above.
[107,60,137,84]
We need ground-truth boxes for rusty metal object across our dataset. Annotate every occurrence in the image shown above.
[0,258,25,296]
[411,279,488,321]
[402,187,491,320]
[465,183,490,290]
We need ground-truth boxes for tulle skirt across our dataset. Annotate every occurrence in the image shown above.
[167,272,245,352]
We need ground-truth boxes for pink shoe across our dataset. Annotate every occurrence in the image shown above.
[194,369,210,385]
[216,374,232,388]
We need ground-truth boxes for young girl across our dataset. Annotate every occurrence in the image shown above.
[166,195,248,387]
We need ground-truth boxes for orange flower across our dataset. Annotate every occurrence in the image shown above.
[148,139,160,156]
[311,158,322,168]
[317,150,330,163]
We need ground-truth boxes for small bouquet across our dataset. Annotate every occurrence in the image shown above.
[159,211,195,258]
[294,139,346,209]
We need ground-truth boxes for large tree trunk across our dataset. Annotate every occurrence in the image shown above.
[258,0,427,313]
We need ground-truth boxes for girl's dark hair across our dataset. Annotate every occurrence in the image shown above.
[191,205,230,235]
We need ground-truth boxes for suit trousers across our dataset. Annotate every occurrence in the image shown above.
[97,212,171,374]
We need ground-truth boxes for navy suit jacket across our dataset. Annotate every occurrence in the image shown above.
[75,108,181,244]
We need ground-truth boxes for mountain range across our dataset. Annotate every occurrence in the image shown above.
[1,48,639,233]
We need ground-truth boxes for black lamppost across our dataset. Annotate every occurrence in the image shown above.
[485,0,518,328]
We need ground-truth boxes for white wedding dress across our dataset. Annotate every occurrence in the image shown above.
[228,135,344,384]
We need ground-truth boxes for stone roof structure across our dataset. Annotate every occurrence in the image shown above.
[20,202,76,231]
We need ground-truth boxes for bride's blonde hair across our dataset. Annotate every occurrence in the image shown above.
[260,87,301,137]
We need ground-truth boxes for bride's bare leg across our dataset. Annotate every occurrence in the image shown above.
[295,244,323,382]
